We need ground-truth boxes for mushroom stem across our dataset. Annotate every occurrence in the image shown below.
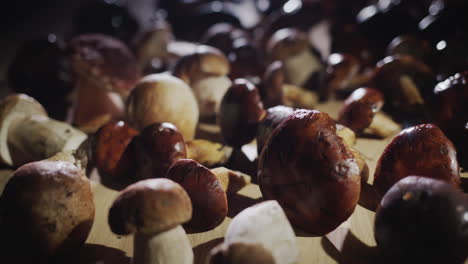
[133,225,193,264]
[365,112,401,138]
[7,115,87,166]
[73,75,125,128]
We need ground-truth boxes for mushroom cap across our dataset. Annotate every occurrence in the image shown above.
[126,73,199,140]
[69,33,140,97]
[337,87,384,134]
[166,159,227,232]
[108,178,192,236]
[173,45,230,85]
[267,28,309,61]
[375,176,468,263]
[256,105,294,155]
[0,161,95,260]
[374,123,460,197]
[0,94,48,166]
[208,242,276,264]
[258,109,361,235]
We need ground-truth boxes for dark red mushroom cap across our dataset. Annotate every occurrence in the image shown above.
[374,123,460,197]
[69,33,140,97]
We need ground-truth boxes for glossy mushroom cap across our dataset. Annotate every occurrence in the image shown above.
[337,87,384,134]
[132,122,187,180]
[208,242,276,264]
[69,33,140,97]
[374,123,460,197]
[166,159,227,232]
[219,79,266,148]
[258,109,361,235]
[126,74,199,140]
[256,105,294,155]
[108,178,192,236]
[375,176,468,263]
[0,161,95,260]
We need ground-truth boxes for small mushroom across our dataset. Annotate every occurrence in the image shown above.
[173,45,232,119]
[108,178,193,264]
[69,33,140,127]
[207,242,276,264]
[0,161,95,261]
[374,123,461,197]
[222,200,298,264]
[0,94,87,167]
[219,79,266,148]
[258,109,361,235]
[337,87,400,138]
[166,159,228,232]
[267,28,325,92]
[126,73,199,140]
[375,176,468,263]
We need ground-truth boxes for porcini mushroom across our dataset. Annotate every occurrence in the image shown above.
[337,87,400,138]
[166,159,228,232]
[126,73,199,140]
[374,123,461,197]
[258,109,361,235]
[0,94,87,167]
[222,200,298,264]
[69,33,140,127]
[173,45,232,119]
[0,160,95,262]
[108,178,193,264]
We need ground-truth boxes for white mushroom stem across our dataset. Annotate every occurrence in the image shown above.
[7,115,87,166]
[284,49,322,87]
[365,112,401,138]
[133,225,193,264]
[225,200,299,264]
[192,76,232,118]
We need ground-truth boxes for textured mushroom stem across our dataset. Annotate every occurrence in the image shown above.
[133,225,193,264]
[186,139,232,167]
[7,115,87,166]
[283,84,318,109]
[365,112,401,138]
[73,76,125,128]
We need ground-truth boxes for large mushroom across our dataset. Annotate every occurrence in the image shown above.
[108,178,193,264]
[258,109,361,235]
[126,73,199,140]
[0,161,95,262]
[173,45,232,120]
[68,33,140,129]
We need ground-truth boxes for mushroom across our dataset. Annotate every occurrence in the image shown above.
[219,79,266,149]
[337,87,400,138]
[173,45,232,120]
[374,123,461,197]
[258,109,361,235]
[267,28,325,92]
[221,200,298,264]
[126,73,199,140]
[0,94,87,167]
[371,55,436,124]
[108,178,193,264]
[207,242,276,264]
[166,159,228,232]
[0,160,95,262]
[375,176,468,263]
[68,33,140,128]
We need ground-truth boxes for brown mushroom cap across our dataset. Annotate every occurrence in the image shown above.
[126,73,199,140]
[173,45,230,85]
[267,28,309,61]
[256,105,295,155]
[258,109,361,235]
[108,178,192,236]
[166,159,227,232]
[69,33,140,97]
[374,123,460,197]
[208,242,276,264]
[132,122,187,180]
[0,161,95,260]
[337,87,384,134]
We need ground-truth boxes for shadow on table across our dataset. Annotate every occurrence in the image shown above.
[322,232,380,264]
[70,244,131,264]
[193,237,224,264]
